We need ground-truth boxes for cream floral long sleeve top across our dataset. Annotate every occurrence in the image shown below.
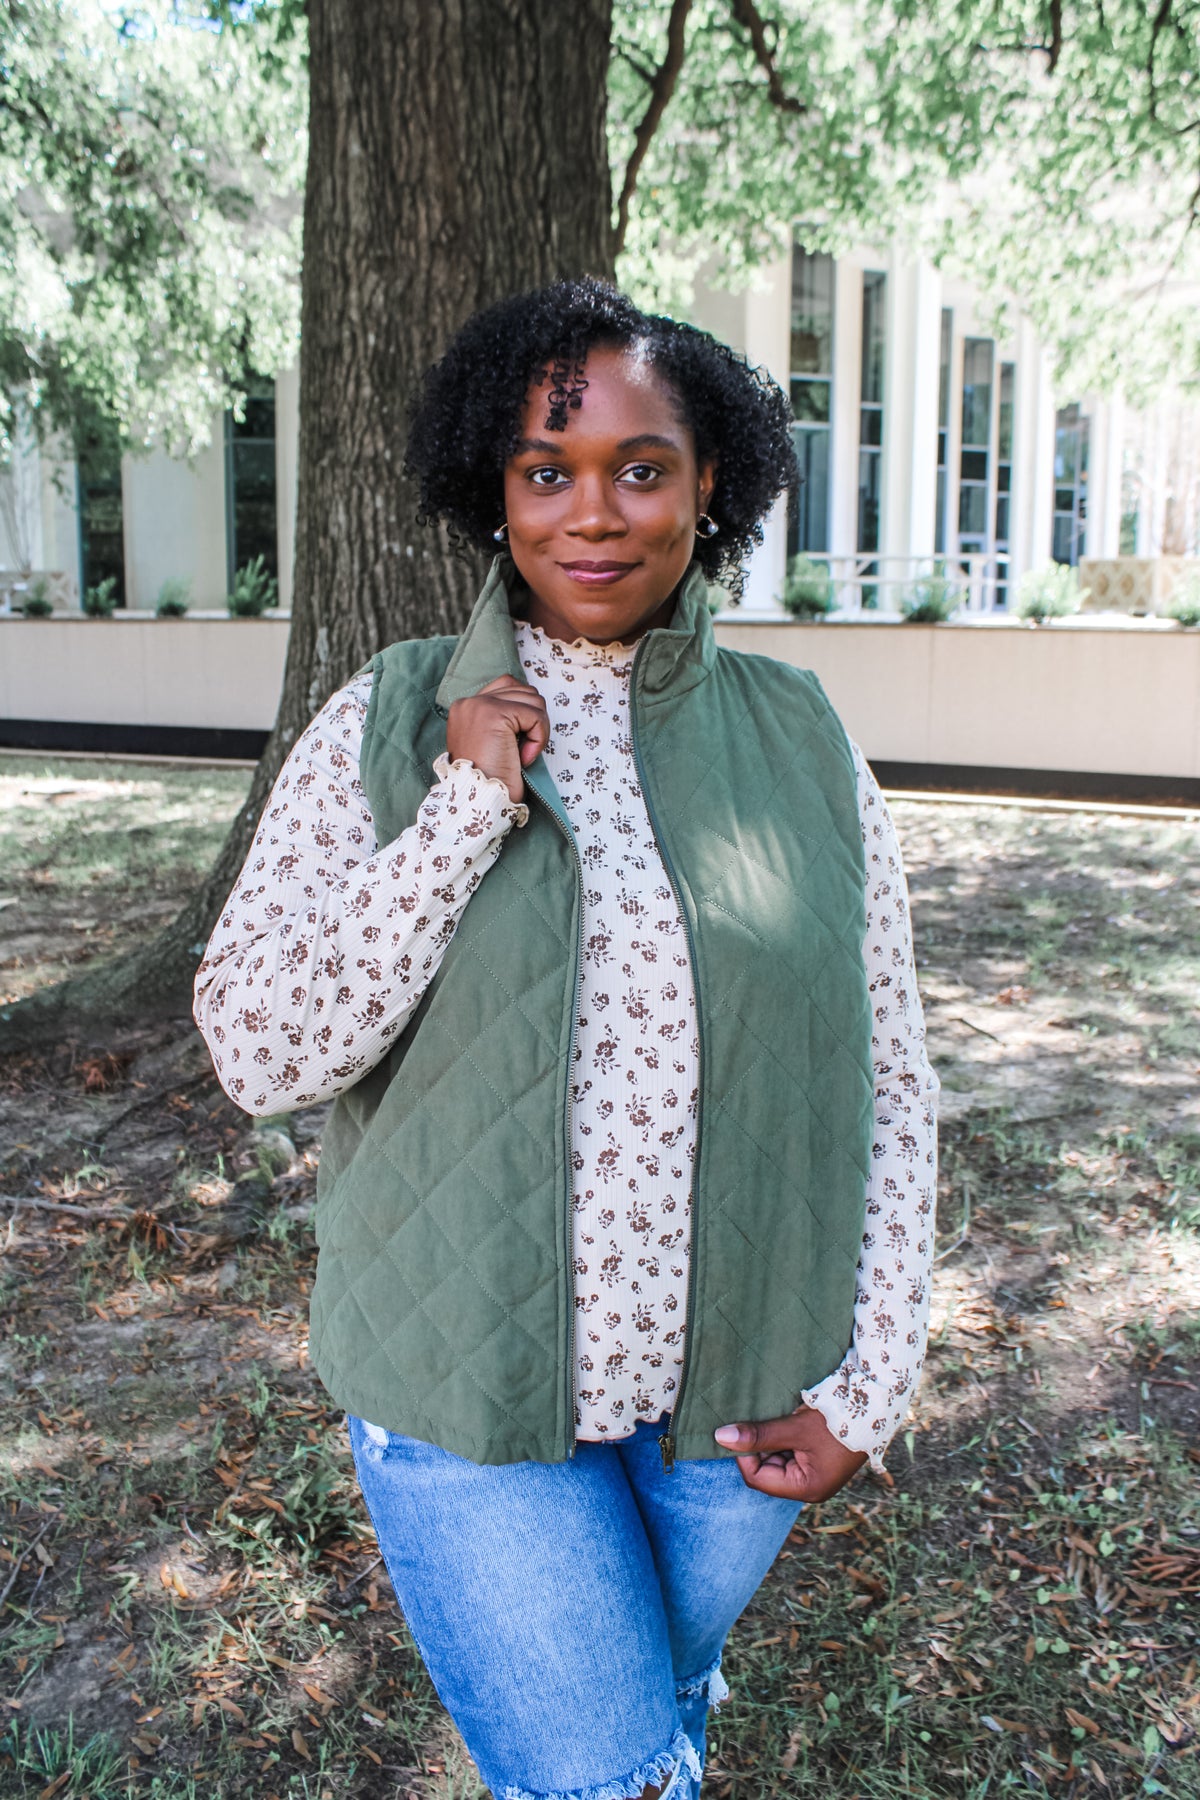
[194,627,939,1467]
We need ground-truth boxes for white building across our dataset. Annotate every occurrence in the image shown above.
[0,237,1187,621]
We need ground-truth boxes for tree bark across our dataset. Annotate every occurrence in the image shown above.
[1,0,614,1053]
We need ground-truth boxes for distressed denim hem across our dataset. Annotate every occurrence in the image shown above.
[675,1655,729,1709]
[497,1723,702,1800]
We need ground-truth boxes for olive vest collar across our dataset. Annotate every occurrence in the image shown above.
[434,554,719,716]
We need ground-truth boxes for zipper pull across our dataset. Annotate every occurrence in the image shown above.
[658,1432,676,1474]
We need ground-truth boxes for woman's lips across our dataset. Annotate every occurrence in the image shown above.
[558,561,638,587]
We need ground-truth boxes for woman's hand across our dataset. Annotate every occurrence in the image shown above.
[714,1406,868,1502]
[445,676,550,804]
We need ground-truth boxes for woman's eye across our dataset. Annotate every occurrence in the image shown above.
[528,467,568,489]
[620,463,660,485]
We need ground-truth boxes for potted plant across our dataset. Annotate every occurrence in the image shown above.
[19,577,54,617]
[226,555,279,617]
[1016,564,1086,624]
[900,569,959,623]
[780,554,833,620]
[82,576,119,617]
[155,577,192,618]
[1166,571,1200,628]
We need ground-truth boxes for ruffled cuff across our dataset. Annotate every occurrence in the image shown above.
[430,751,529,829]
[798,1357,912,1475]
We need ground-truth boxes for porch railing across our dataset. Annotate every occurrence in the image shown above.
[780,553,1011,615]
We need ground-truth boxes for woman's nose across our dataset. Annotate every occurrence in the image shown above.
[565,477,626,538]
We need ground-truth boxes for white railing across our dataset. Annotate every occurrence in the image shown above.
[786,553,1011,615]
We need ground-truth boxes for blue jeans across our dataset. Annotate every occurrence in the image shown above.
[349,1413,800,1800]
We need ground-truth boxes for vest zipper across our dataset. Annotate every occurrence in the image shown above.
[628,637,703,1477]
[526,781,585,1462]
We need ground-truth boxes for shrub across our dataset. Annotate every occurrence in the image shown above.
[901,571,958,624]
[226,554,278,617]
[155,577,191,617]
[20,578,53,617]
[780,554,833,619]
[1016,563,1086,623]
[82,576,119,617]
[1166,571,1200,628]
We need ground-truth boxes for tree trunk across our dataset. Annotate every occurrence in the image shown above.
[1,0,614,1054]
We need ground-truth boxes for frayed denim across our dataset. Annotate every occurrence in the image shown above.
[350,1412,799,1799]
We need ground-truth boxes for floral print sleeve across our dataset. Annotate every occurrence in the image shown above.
[799,745,940,1469]
[193,672,527,1117]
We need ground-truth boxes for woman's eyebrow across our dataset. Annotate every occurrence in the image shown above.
[616,434,681,453]
[512,437,564,456]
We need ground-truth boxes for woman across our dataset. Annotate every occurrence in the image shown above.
[195,278,938,1800]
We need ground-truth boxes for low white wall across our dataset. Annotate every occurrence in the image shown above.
[2,613,1197,781]
[714,617,1199,779]
[0,614,290,732]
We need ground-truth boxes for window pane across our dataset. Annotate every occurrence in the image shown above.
[961,338,993,449]
[958,484,987,535]
[227,378,278,586]
[78,437,125,606]
[859,406,883,448]
[938,308,953,430]
[791,246,835,376]
[789,426,831,554]
[791,378,831,423]
[935,468,947,554]
[858,448,881,553]
[995,495,1010,542]
[861,272,886,406]
[961,448,988,483]
[998,363,1015,460]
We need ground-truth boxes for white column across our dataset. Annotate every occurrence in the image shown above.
[1086,393,1125,558]
[275,364,300,613]
[1011,318,1056,582]
[739,252,791,612]
[121,421,228,610]
[39,441,82,607]
[830,260,863,560]
[881,252,941,565]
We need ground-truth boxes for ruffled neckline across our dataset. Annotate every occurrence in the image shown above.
[513,616,639,670]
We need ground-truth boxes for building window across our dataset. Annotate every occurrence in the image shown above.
[77,436,125,608]
[225,377,278,591]
[787,245,835,556]
[1052,404,1089,565]
[994,362,1014,606]
[957,337,993,559]
[934,308,953,555]
[857,271,886,566]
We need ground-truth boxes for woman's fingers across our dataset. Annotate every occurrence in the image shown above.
[445,677,550,801]
[714,1409,868,1503]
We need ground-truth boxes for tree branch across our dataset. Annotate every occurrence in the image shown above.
[613,0,693,256]
[1046,0,1063,71]
[728,0,804,115]
[615,46,659,87]
[1146,0,1174,123]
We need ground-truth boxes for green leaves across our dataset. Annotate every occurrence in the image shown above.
[0,0,304,459]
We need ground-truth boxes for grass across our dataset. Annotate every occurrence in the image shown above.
[1,755,1198,1797]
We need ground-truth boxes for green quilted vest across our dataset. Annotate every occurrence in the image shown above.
[309,558,875,1465]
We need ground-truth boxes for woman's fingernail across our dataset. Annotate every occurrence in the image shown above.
[714,1424,741,1447]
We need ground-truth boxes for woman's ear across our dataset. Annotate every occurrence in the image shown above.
[697,456,718,518]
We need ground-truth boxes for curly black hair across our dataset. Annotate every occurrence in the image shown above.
[405,276,797,595]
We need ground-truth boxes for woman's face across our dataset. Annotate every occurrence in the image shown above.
[502,342,716,644]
